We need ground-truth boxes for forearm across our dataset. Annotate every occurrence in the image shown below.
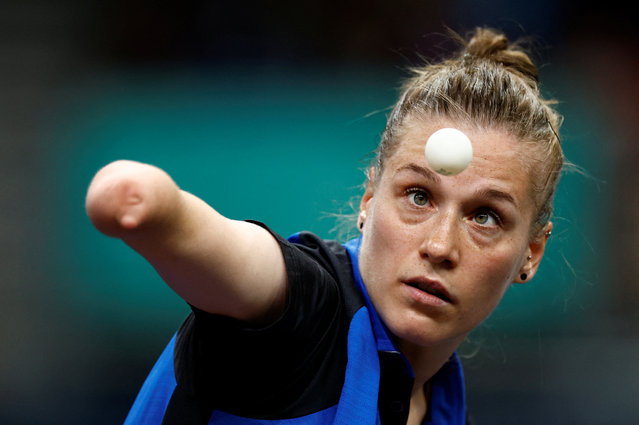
[85,160,287,322]
[85,159,228,286]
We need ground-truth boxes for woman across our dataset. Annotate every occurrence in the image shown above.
[86,27,563,425]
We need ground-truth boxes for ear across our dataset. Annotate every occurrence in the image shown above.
[358,167,376,230]
[514,222,553,284]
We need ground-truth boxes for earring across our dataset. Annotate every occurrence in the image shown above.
[519,255,533,281]
[358,212,366,230]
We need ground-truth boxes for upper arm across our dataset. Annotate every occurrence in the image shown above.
[86,160,288,323]
[149,200,289,323]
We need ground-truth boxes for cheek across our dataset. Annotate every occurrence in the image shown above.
[363,207,414,266]
[359,204,408,283]
[368,211,400,251]
[466,251,520,307]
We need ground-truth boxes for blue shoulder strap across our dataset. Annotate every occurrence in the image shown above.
[123,334,177,425]
[124,332,215,425]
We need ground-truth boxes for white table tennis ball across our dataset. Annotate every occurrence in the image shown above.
[424,128,473,176]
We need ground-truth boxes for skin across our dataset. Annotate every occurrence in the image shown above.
[357,118,551,424]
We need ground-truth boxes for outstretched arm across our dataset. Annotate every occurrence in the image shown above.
[85,160,288,323]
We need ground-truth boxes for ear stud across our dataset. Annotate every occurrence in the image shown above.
[358,212,366,230]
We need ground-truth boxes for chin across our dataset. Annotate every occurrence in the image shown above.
[389,316,469,350]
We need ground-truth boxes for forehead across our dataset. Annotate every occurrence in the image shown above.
[384,120,535,205]
[392,120,526,166]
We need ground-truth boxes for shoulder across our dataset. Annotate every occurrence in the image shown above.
[284,230,365,317]
[286,230,351,276]
[250,223,359,307]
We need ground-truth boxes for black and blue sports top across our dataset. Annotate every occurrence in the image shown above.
[122,227,467,425]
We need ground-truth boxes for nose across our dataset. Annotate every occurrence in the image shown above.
[418,210,460,268]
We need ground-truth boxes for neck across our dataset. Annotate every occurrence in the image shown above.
[398,338,462,388]
[406,383,429,425]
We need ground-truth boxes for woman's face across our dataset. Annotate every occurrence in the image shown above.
[358,119,550,352]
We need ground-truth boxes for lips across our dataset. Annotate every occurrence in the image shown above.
[404,278,453,303]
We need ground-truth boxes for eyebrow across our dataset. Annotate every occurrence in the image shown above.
[396,163,518,208]
[473,188,518,209]
[396,163,441,184]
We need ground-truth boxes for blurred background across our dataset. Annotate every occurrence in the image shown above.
[1,0,637,424]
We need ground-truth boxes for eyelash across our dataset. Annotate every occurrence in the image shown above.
[404,187,503,228]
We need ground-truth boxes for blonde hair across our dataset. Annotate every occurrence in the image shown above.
[374,27,564,238]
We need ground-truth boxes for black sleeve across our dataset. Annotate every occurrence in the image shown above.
[172,223,349,419]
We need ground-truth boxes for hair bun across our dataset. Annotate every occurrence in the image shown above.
[464,27,539,86]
